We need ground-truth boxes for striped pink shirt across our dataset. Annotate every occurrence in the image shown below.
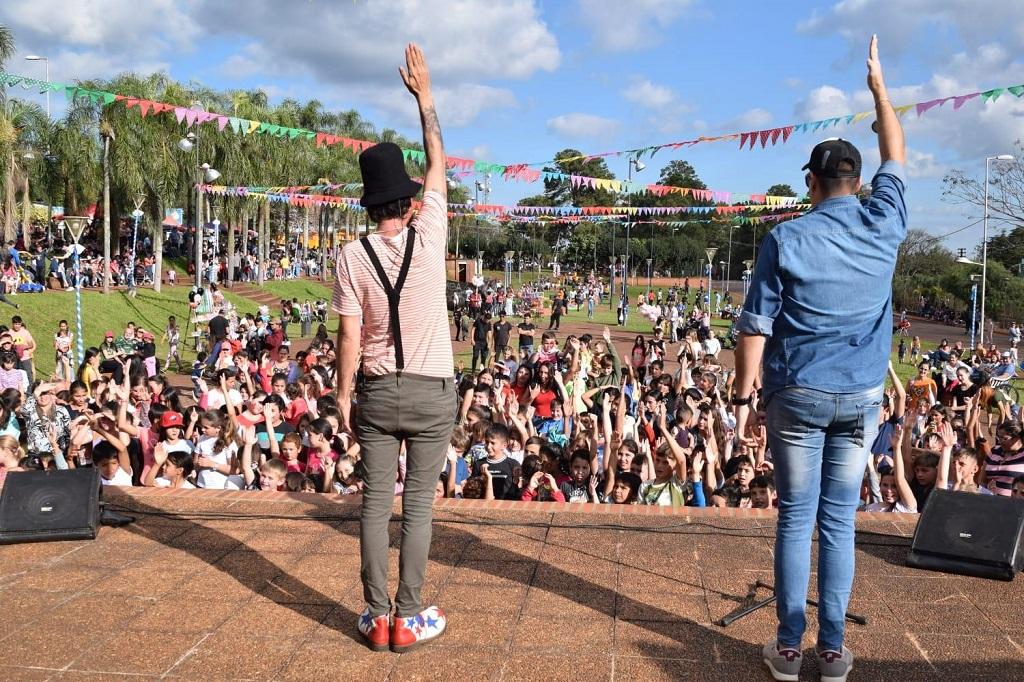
[332,191,453,378]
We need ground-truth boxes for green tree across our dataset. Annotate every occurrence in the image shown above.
[518,148,617,207]
[649,159,707,208]
[981,225,1024,275]
[765,183,796,197]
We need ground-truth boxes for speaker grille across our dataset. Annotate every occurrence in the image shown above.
[0,469,100,544]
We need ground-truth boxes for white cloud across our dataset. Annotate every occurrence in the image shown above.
[721,107,773,132]
[0,0,557,129]
[794,45,1024,163]
[546,113,620,140]
[621,79,677,108]
[198,0,559,84]
[797,1,1024,69]
[904,149,946,179]
[0,0,194,82]
[577,0,696,51]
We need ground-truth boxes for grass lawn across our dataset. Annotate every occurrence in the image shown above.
[253,279,334,304]
[12,285,261,379]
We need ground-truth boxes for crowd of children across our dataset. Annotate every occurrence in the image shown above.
[0,302,1021,514]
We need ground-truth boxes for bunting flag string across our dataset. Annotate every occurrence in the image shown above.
[513,82,1024,166]
[5,70,1014,203]
[503,211,806,227]
[0,71,819,204]
[197,183,805,216]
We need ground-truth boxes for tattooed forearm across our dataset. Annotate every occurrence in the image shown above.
[421,105,443,147]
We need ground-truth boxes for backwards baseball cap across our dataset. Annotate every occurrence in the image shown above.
[802,138,862,178]
[160,411,184,428]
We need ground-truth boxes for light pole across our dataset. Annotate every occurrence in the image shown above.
[212,216,221,284]
[725,223,737,298]
[178,108,220,287]
[460,198,472,259]
[646,257,653,294]
[64,216,90,368]
[128,193,145,297]
[609,255,616,312]
[981,154,1015,342]
[621,245,630,324]
[24,55,49,120]
[704,248,717,309]
[622,157,645,316]
[742,259,754,300]
[505,250,515,289]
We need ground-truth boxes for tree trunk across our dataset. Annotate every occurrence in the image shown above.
[102,135,111,295]
[226,198,236,286]
[2,155,15,244]
[257,200,267,285]
[21,175,31,249]
[241,203,249,281]
[153,200,164,294]
[301,206,309,274]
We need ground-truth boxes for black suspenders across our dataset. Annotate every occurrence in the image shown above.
[359,227,416,370]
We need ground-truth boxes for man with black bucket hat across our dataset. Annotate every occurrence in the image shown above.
[732,36,907,682]
[332,44,456,654]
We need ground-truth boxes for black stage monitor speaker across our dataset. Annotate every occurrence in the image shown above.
[0,468,101,544]
[907,488,1024,581]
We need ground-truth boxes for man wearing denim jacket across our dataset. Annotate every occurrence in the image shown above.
[733,36,906,682]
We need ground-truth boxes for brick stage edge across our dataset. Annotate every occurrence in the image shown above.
[1,488,1022,681]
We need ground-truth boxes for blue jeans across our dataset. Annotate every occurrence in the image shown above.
[766,384,883,651]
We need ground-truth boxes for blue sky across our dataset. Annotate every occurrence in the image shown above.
[3,0,1024,253]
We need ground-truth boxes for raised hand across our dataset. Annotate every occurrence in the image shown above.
[939,421,957,449]
[399,44,432,99]
[866,34,886,95]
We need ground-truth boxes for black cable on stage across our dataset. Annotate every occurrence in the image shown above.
[106,504,912,547]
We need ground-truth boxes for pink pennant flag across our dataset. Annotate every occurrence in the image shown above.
[184,109,198,127]
[915,98,944,116]
[217,116,229,131]
[759,130,771,148]
[174,107,187,124]
[953,92,980,110]
[769,128,782,145]
[781,126,794,144]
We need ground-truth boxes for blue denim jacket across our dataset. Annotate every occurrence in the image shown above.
[737,161,907,397]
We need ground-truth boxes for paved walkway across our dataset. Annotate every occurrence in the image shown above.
[1,487,1019,680]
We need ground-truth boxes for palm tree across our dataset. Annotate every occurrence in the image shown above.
[0,99,46,243]
[100,119,114,293]
[0,25,14,71]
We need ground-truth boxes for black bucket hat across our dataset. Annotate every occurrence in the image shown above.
[359,142,422,207]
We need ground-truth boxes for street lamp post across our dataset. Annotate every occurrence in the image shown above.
[621,245,630,324]
[608,255,616,312]
[981,154,1015,343]
[704,248,718,309]
[742,259,754,300]
[64,216,90,368]
[646,257,653,294]
[178,107,221,287]
[719,260,727,298]
[621,157,645,316]
[128,193,145,297]
[725,223,737,298]
[505,250,515,290]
